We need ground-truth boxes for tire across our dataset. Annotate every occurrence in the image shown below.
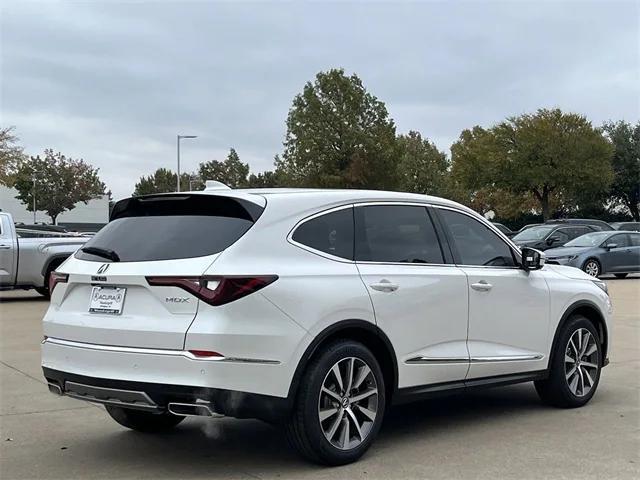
[105,405,185,433]
[286,340,386,465]
[36,265,57,298]
[535,315,602,408]
[614,273,628,279]
[35,287,50,298]
[582,259,601,278]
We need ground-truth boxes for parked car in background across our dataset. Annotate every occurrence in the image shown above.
[512,224,596,250]
[491,222,515,237]
[41,188,612,465]
[545,230,640,278]
[546,219,613,231]
[0,212,88,296]
[610,222,640,232]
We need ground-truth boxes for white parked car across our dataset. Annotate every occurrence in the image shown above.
[41,188,612,465]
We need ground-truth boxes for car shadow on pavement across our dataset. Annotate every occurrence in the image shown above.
[70,383,549,477]
[0,295,48,303]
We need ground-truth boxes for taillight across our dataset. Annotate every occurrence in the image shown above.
[49,272,68,294]
[146,275,278,306]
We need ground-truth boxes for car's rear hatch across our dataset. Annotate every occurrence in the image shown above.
[44,193,265,350]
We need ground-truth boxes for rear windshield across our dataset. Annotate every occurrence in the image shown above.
[75,194,263,262]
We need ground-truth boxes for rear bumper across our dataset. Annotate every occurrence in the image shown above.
[43,367,290,423]
[41,337,294,400]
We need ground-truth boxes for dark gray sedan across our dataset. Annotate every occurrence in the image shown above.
[544,231,640,278]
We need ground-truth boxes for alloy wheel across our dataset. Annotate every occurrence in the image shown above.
[584,260,600,277]
[565,328,599,397]
[318,357,379,450]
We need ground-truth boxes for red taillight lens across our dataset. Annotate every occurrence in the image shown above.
[146,275,278,306]
[49,272,68,294]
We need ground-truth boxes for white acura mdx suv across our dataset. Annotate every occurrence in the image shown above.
[42,186,612,465]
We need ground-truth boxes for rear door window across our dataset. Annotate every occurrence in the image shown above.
[291,208,354,260]
[75,194,263,262]
[354,205,444,264]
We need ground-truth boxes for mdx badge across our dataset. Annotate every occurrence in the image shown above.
[166,297,190,303]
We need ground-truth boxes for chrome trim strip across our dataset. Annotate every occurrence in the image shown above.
[406,356,469,364]
[43,337,280,365]
[471,354,544,363]
[405,354,543,364]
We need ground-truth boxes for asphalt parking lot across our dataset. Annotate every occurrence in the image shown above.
[1,277,638,480]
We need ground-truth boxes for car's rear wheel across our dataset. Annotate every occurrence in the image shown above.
[614,273,628,279]
[286,340,386,465]
[535,315,602,408]
[582,259,601,277]
[105,405,185,432]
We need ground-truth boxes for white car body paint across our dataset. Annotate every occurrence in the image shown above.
[41,189,612,405]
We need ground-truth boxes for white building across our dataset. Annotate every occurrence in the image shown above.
[0,185,109,226]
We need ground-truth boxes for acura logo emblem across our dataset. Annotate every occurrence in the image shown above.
[97,264,110,274]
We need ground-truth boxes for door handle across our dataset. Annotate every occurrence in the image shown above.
[369,280,399,292]
[0,244,10,250]
[471,281,493,292]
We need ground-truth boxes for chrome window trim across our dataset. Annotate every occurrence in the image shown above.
[287,200,527,269]
[43,337,280,364]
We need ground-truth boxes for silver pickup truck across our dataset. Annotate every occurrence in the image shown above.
[0,212,88,296]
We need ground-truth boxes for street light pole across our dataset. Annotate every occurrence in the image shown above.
[32,173,37,223]
[176,134,197,192]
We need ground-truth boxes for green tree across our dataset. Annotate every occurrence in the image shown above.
[12,150,106,224]
[247,170,280,188]
[0,126,26,186]
[276,68,398,189]
[133,168,192,196]
[451,109,614,220]
[396,131,449,195]
[198,148,250,188]
[602,121,640,220]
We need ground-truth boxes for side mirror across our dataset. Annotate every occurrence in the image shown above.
[605,243,618,251]
[521,247,545,271]
[547,236,560,245]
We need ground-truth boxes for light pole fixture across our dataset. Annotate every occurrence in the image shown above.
[176,134,197,192]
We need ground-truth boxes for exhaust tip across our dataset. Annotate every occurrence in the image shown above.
[47,382,63,396]
[168,402,223,418]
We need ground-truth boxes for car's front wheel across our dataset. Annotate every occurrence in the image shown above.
[286,340,386,465]
[105,405,185,432]
[535,315,602,408]
[583,259,601,277]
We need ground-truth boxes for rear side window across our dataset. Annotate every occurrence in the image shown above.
[354,205,443,264]
[292,208,354,260]
[75,194,263,262]
[630,234,640,246]
[438,209,516,267]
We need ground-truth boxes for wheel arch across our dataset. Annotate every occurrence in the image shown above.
[41,254,70,278]
[551,300,609,368]
[287,320,398,405]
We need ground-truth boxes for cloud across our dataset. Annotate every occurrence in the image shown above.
[2,0,638,199]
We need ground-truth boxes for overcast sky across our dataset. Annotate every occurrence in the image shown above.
[2,0,638,200]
